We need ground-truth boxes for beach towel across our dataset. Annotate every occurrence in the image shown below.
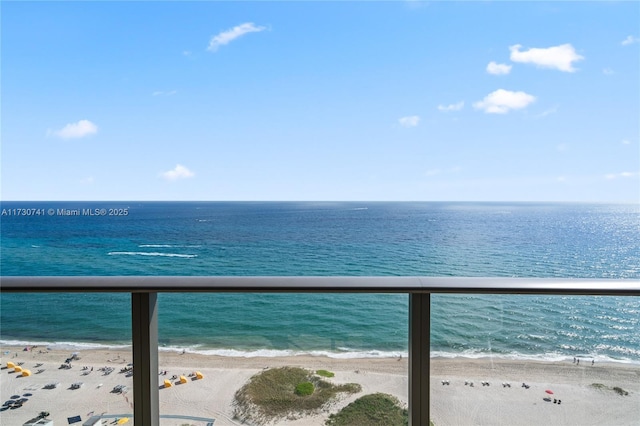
[68,415,82,424]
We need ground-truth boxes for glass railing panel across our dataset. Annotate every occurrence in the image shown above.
[430,294,640,426]
[157,292,409,425]
[0,292,133,425]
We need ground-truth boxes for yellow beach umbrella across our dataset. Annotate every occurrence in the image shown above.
[6,361,15,369]
[14,366,23,373]
[163,379,172,388]
[179,375,187,384]
[195,371,204,380]
[21,369,31,376]
[117,417,129,424]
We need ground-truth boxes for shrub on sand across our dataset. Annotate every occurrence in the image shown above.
[316,369,335,378]
[591,383,630,396]
[613,386,629,396]
[295,381,315,396]
[325,393,408,426]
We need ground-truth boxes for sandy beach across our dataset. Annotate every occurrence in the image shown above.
[1,345,638,425]
[429,358,640,426]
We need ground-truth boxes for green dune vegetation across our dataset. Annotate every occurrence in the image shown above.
[233,366,361,424]
[591,383,630,396]
[325,393,408,426]
[232,366,419,425]
[316,369,336,378]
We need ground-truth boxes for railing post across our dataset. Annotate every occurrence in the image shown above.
[132,292,159,426]
[409,292,430,426]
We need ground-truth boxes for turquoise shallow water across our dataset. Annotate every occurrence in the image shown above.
[1,201,639,363]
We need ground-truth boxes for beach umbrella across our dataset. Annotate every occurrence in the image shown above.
[163,379,172,388]
[14,366,23,373]
[195,371,204,380]
[117,417,129,424]
[545,389,554,395]
[7,361,15,369]
[179,375,188,384]
[22,369,32,376]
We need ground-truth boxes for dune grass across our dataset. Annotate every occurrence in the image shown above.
[325,393,408,426]
[234,366,361,424]
[591,383,630,396]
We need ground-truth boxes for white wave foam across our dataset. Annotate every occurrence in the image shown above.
[3,338,637,365]
[430,349,640,365]
[108,251,197,258]
[159,346,407,359]
[0,339,130,351]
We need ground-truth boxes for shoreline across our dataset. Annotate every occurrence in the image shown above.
[3,339,640,366]
[2,346,639,425]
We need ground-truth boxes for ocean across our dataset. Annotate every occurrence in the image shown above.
[1,201,639,363]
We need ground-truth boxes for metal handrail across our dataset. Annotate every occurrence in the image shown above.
[2,276,639,294]
[1,276,638,426]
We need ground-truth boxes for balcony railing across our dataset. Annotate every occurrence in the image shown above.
[1,276,639,426]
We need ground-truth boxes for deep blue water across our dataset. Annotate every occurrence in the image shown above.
[1,201,638,362]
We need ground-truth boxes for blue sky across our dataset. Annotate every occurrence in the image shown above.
[2,1,639,202]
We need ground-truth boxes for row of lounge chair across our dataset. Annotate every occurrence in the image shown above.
[162,371,204,388]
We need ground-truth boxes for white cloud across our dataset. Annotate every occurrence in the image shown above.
[80,176,94,185]
[473,89,536,114]
[622,139,631,145]
[398,115,420,127]
[556,143,568,152]
[603,68,615,75]
[49,119,98,139]
[207,22,266,52]
[621,35,640,46]
[161,164,195,181]
[509,43,584,72]
[437,101,464,112]
[605,171,639,180]
[486,61,512,75]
